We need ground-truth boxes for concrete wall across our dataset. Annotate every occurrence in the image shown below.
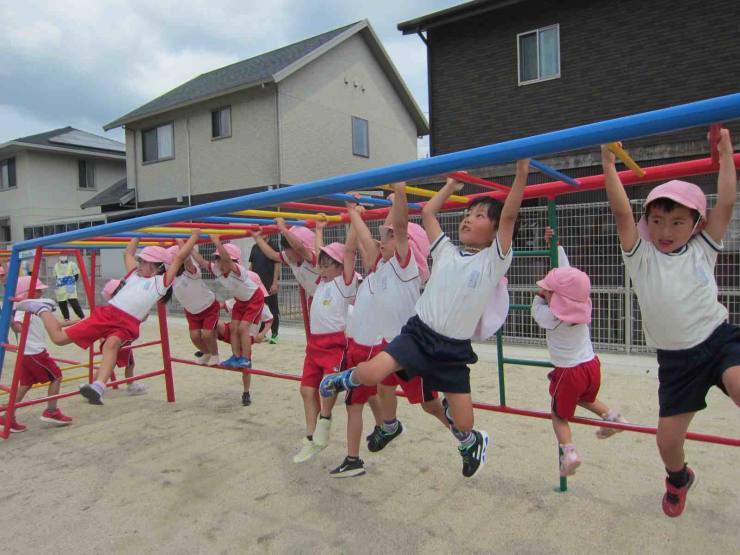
[278,33,419,184]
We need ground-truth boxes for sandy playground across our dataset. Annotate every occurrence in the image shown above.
[1,315,738,554]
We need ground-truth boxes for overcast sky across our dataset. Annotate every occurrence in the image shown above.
[0,0,463,157]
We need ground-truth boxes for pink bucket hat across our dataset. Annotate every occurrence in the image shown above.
[320,242,345,264]
[102,279,122,302]
[288,226,316,254]
[379,223,431,282]
[164,245,179,265]
[137,246,170,264]
[536,267,592,324]
[11,275,48,301]
[247,270,269,296]
[215,243,241,262]
[637,180,707,240]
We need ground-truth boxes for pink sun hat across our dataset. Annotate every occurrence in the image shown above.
[320,242,345,264]
[164,245,179,265]
[102,279,122,302]
[536,267,592,324]
[11,275,48,301]
[379,222,431,282]
[247,270,269,296]
[215,243,241,262]
[637,180,707,240]
[137,246,170,264]
[289,226,316,254]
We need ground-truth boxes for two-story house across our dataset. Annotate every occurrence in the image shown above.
[103,20,429,210]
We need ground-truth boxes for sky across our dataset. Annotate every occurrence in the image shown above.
[0,0,464,157]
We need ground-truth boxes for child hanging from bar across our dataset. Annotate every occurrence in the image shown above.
[190,236,264,374]
[15,232,200,405]
[293,217,358,463]
[166,242,221,367]
[532,227,627,477]
[2,276,73,431]
[321,160,529,478]
[602,129,739,517]
[100,279,147,397]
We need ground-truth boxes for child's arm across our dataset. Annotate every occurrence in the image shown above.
[166,231,201,284]
[189,243,210,270]
[255,320,272,343]
[347,204,378,271]
[343,219,358,285]
[497,159,529,255]
[421,177,464,243]
[704,129,736,243]
[314,217,326,254]
[124,238,139,273]
[211,235,236,274]
[530,292,560,330]
[277,217,314,264]
[391,182,410,261]
[252,229,282,263]
[10,320,21,334]
[601,145,639,252]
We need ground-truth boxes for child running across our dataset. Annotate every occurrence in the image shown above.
[532,229,627,477]
[16,233,200,405]
[321,160,529,477]
[3,276,72,431]
[602,130,739,517]
[219,298,274,349]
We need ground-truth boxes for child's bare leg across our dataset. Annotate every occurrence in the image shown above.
[346,403,364,457]
[237,321,252,359]
[445,392,474,432]
[319,393,337,418]
[354,352,402,386]
[125,361,134,379]
[37,312,72,346]
[578,398,611,417]
[377,384,398,422]
[47,379,61,411]
[657,412,695,472]
[14,384,31,403]
[367,394,383,426]
[242,370,251,393]
[229,319,241,357]
[300,386,320,435]
[552,411,573,445]
[421,398,449,428]
[201,328,218,356]
[189,329,208,353]
[96,336,122,384]
[722,365,740,407]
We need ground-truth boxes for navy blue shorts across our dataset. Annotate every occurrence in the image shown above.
[657,322,740,417]
[383,315,477,394]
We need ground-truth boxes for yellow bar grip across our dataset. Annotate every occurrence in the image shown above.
[380,184,469,204]
[232,209,342,222]
[607,142,646,177]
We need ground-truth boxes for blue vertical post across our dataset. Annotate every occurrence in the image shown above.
[0,248,22,380]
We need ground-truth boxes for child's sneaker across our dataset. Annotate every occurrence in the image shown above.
[662,467,696,517]
[293,437,321,463]
[319,369,356,397]
[313,417,332,448]
[208,355,221,366]
[367,421,405,452]
[330,456,366,478]
[126,382,147,396]
[79,383,104,405]
[366,425,381,441]
[220,355,240,368]
[194,352,210,365]
[596,410,628,439]
[5,416,27,433]
[40,408,73,426]
[241,391,251,406]
[13,299,56,314]
[236,357,252,369]
[559,444,581,476]
[458,430,489,478]
[268,335,278,344]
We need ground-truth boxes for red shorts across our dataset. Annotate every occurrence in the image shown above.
[380,372,438,405]
[231,289,265,324]
[185,300,220,331]
[219,323,232,344]
[344,339,381,405]
[65,305,140,350]
[301,331,346,389]
[98,340,135,368]
[549,356,601,420]
[19,350,62,386]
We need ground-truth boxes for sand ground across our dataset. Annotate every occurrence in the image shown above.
[1,316,738,554]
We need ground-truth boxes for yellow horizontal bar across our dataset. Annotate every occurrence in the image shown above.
[138,227,251,235]
[0,372,89,396]
[66,241,170,247]
[607,142,646,177]
[380,184,469,204]
[232,209,342,222]
[59,362,100,372]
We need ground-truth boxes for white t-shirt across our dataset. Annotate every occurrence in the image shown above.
[110,272,170,321]
[531,296,595,367]
[249,304,274,337]
[210,262,257,302]
[280,251,319,298]
[14,310,46,355]
[416,235,513,340]
[309,274,358,335]
[347,250,421,346]
[622,232,728,350]
[173,265,216,314]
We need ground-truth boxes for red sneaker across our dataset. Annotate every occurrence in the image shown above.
[5,416,27,433]
[40,409,73,426]
[662,467,696,517]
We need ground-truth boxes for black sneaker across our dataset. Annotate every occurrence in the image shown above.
[241,392,252,406]
[330,457,366,478]
[458,430,489,478]
[194,351,204,358]
[366,425,381,441]
[367,421,404,452]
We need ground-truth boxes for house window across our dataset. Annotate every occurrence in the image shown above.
[212,106,232,139]
[142,123,174,163]
[517,24,560,85]
[352,116,369,158]
[0,218,11,243]
[78,160,96,189]
[0,158,17,190]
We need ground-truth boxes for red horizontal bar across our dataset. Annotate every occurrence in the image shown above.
[449,171,511,192]
[2,344,82,366]
[91,339,162,356]
[171,357,302,381]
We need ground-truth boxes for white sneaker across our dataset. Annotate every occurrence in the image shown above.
[194,352,210,365]
[208,354,221,366]
[314,417,332,448]
[559,444,581,477]
[596,411,628,439]
[126,382,147,396]
[293,437,321,463]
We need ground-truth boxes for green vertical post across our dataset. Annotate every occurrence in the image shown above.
[496,329,506,405]
[558,445,568,492]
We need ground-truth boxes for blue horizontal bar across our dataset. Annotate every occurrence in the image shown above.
[325,193,424,210]
[530,159,580,187]
[202,216,305,226]
[13,92,740,251]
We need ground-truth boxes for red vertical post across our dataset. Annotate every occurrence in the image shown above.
[1,247,43,439]
[157,301,175,402]
[75,249,96,384]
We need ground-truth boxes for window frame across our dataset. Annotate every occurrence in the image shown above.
[78,159,96,190]
[0,158,17,191]
[211,106,232,140]
[351,116,369,158]
[516,24,561,86]
[0,217,11,243]
[142,122,175,164]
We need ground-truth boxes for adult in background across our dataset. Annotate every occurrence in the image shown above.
[53,255,85,321]
[249,237,280,343]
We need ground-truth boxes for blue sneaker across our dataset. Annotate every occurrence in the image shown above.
[221,355,240,368]
[319,369,356,397]
[236,357,252,369]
